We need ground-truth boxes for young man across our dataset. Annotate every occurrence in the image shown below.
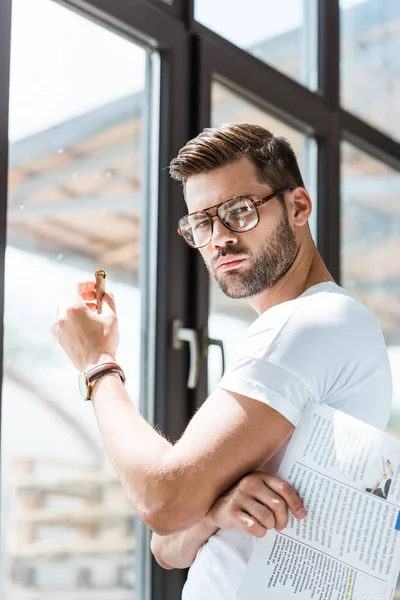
[52,124,392,599]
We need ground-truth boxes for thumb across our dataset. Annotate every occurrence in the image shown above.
[102,292,117,315]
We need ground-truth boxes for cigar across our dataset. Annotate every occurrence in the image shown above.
[95,270,107,314]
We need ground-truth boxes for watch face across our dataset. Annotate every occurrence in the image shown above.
[78,373,87,400]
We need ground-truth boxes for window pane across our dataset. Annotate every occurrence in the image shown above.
[195,0,318,89]
[340,0,400,141]
[1,1,155,598]
[208,82,317,392]
[341,143,400,433]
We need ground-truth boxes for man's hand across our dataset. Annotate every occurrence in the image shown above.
[51,281,119,372]
[208,471,306,538]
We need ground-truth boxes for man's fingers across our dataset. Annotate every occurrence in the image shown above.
[103,292,116,314]
[77,281,96,294]
[242,497,276,531]
[238,475,290,531]
[81,290,115,316]
[237,512,267,538]
[85,302,98,312]
[55,284,115,321]
[244,482,289,531]
[262,474,306,520]
[81,291,96,301]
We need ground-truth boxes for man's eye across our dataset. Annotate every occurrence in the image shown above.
[193,220,208,231]
[231,206,251,216]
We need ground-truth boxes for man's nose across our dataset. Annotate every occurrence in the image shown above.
[210,216,238,248]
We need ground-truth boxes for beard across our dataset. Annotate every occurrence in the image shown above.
[209,208,298,299]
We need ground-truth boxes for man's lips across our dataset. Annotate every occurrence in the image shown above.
[215,256,247,271]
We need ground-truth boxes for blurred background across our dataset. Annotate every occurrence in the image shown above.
[0,0,399,598]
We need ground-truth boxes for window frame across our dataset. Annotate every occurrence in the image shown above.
[0,0,11,541]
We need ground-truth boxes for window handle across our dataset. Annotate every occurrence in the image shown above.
[172,319,200,389]
[205,331,225,380]
[207,337,225,376]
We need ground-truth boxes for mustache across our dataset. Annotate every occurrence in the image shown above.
[211,247,249,268]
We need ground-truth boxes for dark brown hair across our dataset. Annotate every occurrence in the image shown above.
[169,123,305,193]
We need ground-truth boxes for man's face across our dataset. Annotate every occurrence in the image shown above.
[185,157,298,299]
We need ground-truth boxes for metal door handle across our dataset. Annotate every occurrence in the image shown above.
[172,319,200,389]
[205,333,226,379]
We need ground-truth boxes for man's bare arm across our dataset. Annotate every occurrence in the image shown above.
[151,472,306,569]
[54,284,295,535]
[90,376,294,535]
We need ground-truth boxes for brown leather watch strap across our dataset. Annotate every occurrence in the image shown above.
[86,362,125,382]
[85,362,126,401]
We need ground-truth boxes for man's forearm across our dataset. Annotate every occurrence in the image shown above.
[91,374,219,567]
[90,372,175,529]
[151,512,219,569]
[87,367,291,536]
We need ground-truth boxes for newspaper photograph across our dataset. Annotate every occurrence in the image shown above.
[237,402,400,600]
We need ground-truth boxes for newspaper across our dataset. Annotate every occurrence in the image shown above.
[237,401,400,600]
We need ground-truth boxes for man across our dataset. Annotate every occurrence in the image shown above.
[52,124,392,599]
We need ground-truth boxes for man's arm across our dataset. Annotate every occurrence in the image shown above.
[151,471,306,569]
[90,374,294,534]
[53,284,295,535]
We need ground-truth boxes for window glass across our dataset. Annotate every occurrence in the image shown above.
[340,0,400,141]
[341,143,400,429]
[208,82,317,392]
[195,0,318,89]
[1,1,155,598]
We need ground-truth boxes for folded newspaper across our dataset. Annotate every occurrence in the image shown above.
[237,401,400,600]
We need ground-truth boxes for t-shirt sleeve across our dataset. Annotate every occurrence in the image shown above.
[218,355,312,426]
[217,292,384,427]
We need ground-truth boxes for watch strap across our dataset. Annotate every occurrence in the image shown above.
[84,362,125,401]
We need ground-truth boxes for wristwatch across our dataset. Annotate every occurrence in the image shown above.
[78,362,126,401]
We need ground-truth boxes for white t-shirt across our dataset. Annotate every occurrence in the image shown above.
[182,282,393,600]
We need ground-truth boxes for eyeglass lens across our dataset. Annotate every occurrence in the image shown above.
[180,197,259,248]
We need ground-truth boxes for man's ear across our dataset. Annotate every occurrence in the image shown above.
[291,187,312,226]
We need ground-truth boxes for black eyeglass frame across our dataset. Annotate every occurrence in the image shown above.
[177,186,294,248]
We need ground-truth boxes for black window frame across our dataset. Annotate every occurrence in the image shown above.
[1,1,400,600]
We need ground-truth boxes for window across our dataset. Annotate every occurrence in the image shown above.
[208,82,317,391]
[340,0,400,141]
[1,1,157,598]
[0,1,399,598]
[195,0,318,89]
[341,142,400,434]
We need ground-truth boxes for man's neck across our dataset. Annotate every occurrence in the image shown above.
[248,239,335,316]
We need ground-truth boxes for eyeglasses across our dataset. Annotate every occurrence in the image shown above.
[177,186,294,248]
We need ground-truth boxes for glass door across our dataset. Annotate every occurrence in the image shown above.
[1,1,159,598]
[341,142,400,430]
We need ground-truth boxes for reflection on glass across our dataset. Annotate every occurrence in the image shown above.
[340,0,400,141]
[2,1,151,598]
[195,0,318,89]
[208,82,317,392]
[341,142,400,436]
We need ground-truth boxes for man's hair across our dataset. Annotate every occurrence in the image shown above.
[169,123,305,193]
